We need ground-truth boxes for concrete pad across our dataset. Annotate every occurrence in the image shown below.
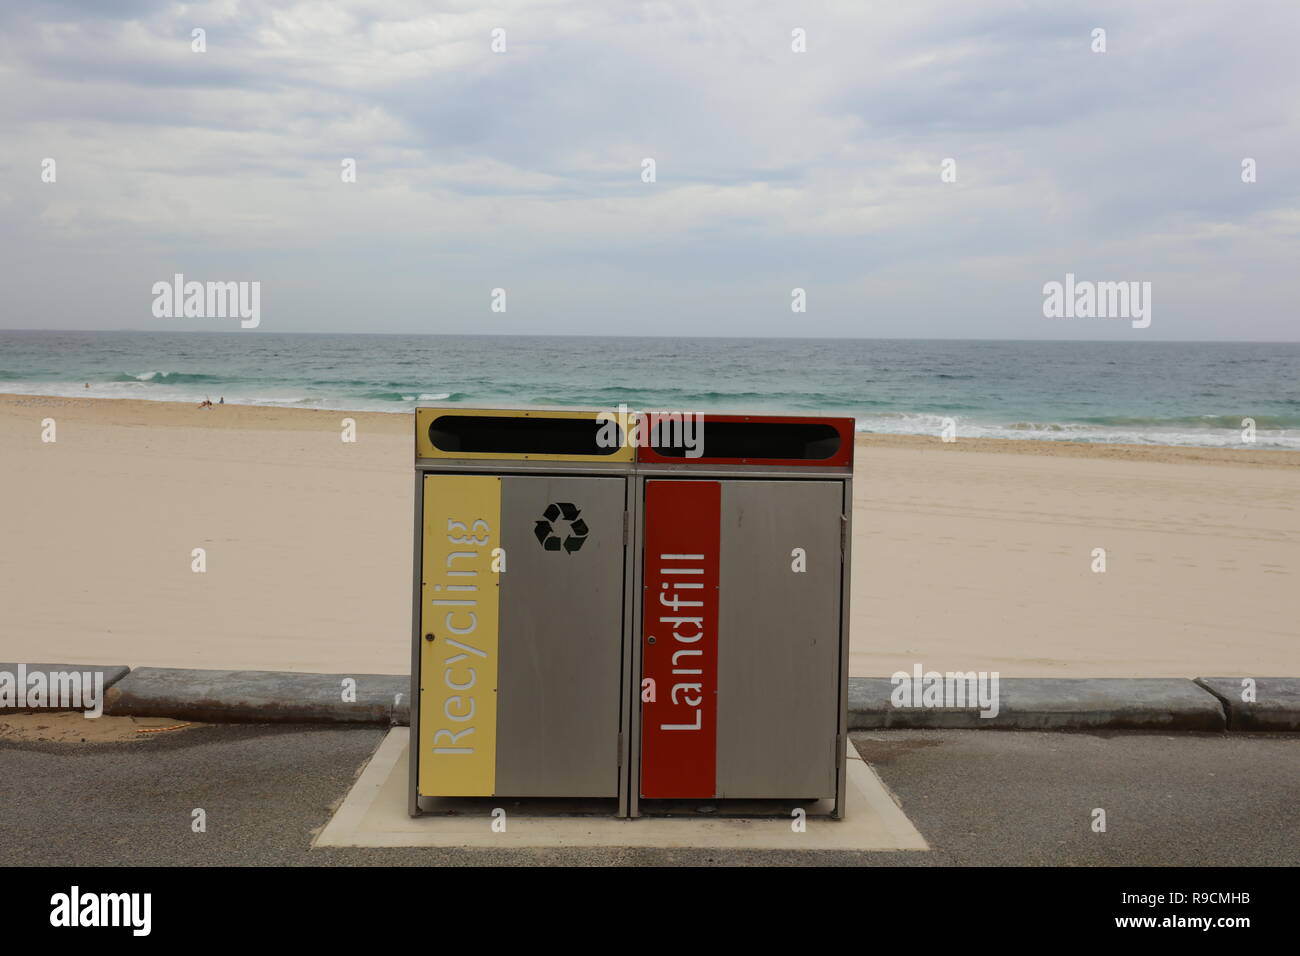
[314,729,929,851]
[0,662,129,713]
[848,676,1226,731]
[104,667,405,723]
[1196,678,1300,731]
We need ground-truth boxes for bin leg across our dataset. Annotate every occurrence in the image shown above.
[831,733,848,820]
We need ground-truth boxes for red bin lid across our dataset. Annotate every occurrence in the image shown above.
[634,413,854,468]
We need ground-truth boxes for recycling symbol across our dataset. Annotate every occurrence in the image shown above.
[534,502,589,553]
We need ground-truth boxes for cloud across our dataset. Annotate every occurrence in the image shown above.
[1,0,1297,339]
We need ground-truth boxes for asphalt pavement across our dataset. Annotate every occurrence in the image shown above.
[1,724,1296,866]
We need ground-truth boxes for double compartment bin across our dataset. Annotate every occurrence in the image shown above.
[410,407,854,818]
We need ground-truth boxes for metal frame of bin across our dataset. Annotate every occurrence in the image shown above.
[410,407,639,818]
[627,414,855,819]
[410,406,854,822]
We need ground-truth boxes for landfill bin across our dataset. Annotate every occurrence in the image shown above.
[630,413,855,818]
[410,407,638,816]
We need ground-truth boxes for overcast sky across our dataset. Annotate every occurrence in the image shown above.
[2,0,1297,339]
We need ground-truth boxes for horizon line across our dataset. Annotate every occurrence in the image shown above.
[1,328,1297,346]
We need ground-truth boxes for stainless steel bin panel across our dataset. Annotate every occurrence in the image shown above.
[715,479,843,799]
[494,475,627,797]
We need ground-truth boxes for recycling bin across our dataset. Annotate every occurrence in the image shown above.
[410,407,638,816]
[630,414,855,818]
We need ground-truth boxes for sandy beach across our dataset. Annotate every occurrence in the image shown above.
[1,393,1296,678]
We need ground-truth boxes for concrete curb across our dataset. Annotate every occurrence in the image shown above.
[103,668,408,725]
[848,677,1229,731]
[7,663,1296,731]
[1195,678,1300,732]
[1,662,130,713]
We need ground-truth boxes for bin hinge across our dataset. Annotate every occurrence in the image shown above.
[622,511,629,546]
[617,732,624,767]
[840,514,849,557]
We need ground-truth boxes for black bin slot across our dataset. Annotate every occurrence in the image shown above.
[651,420,841,460]
[428,415,622,456]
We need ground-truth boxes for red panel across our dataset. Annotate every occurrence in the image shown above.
[635,414,855,468]
[640,480,720,798]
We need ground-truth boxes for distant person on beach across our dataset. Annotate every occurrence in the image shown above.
[199,398,213,409]
[219,397,224,405]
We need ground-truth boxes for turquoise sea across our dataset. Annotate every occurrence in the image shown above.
[1,331,1297,449]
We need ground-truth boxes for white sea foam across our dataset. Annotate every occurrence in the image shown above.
[852,414,1300,449]
[2,382,1295,448]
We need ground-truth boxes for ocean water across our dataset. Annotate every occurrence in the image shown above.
[1,331,1297,449]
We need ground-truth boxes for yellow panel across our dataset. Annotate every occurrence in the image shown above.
[414,407,635,462]
[419,475,501,797]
